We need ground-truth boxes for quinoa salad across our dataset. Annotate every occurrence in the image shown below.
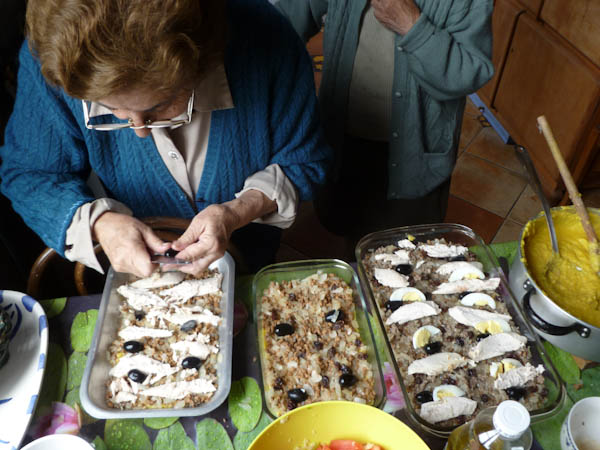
[259,272,376,416]
[361,236,548,428]
[105,269,223,410]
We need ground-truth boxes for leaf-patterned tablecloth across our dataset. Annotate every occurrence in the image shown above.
[21,242,599,449]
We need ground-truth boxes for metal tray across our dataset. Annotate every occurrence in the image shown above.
[355,224,565,438]
[80,253,235,419]
[252,259,387,418]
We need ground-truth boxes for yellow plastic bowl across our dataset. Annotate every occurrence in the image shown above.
[248,401,430,450]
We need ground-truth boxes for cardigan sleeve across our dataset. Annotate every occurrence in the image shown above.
[0,43,95,256]
[400,1,494,101]
[266,8,333,202]
[274,0,329,43]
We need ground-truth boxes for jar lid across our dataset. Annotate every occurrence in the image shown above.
[493,400,531,439]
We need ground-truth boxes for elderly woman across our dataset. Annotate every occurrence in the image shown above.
[0,0,331,277]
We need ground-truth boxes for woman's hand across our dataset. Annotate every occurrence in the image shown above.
[169,190,278,275]
[92,212,170,277]
[372,0,421,36]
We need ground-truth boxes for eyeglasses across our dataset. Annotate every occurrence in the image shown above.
[82,90,194,131]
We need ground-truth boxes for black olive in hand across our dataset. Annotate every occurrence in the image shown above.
[165,248,177,258]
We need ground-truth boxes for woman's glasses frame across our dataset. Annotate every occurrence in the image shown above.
[82,90,194,131]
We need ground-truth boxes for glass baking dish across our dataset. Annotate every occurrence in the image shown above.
[355,224,565,438]
[80,253,235,419]
[253,259,387,419]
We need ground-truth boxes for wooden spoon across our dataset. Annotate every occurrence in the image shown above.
[536,115,600,274]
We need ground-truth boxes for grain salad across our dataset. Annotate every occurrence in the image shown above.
[106,269,223,410]
[259,271,376,416]
[361,236,548,428]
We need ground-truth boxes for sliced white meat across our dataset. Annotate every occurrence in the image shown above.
[436,261,484,276]
[494,363,545,389]
[130,271,185,289]
[140,378,216,399]
[420,243,468,258]
[109,354,179,385]
[433,277,500,295]
[374,268,409,288]
[448,306,511,327]
[374,252,409,266]
[420,397,478,423]
[164,307,221,327]
[468,332,527,362]
[117,285,168,310]
[170,340,218,362]
[160,274,223,302]
[397,239,416,250]
[407,352,467,376]
[118,326,173,341]
[385,301,441,325]
[114,391,137,404]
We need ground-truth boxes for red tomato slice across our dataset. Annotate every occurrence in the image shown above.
[329,440,364,450]
[316,445,332,450]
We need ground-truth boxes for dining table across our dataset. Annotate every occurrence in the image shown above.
[17,241,597,450]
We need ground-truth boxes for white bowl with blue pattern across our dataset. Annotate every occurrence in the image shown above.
[0,291,48,450]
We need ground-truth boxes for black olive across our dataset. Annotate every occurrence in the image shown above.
[476,333,490,342]
[481,394,490,403]
[340,364,352,374]
[424,341,442,355]
[182,356,203,370]
[416,391,433,403]
[134,310,145,321]
[128,369,147,383]
[395,264,413,275]
[506,387,526,401]
[384,300,403,312]
[449,255,467,262]
[180,320,197,333]
[123,341,144,353]
[459,291,473,299]
[325,309,345,323]
[164,248,177,258]
[274,323,294,336]
[339,373,357,388]
[321,376,330,388]
[287,388,308,403]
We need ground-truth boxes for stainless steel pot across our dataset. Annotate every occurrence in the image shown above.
[508,208,600,362]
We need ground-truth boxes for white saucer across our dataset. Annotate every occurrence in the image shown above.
[0,291,49,450]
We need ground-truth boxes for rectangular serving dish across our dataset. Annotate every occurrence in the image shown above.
[80,252,235,419]
[355,224,565,438]
[253,259,387,418]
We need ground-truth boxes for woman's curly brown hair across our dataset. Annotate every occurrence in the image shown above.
[26,0,226,100]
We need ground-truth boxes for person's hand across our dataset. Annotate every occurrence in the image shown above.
[167,204,241,276]
[371,0,421,36]
[93,212,170,277]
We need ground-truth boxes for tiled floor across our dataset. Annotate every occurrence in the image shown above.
[275,32,600,264]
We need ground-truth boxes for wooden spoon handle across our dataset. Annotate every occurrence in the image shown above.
[536,115,598,247]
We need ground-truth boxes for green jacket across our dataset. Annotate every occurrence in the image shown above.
[275,0,494,198]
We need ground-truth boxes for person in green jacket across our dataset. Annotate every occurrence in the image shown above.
[275,0,494,257]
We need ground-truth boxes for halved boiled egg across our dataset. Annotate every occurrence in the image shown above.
[433,384,466,401]
[448,266,485,282]
[412,325,442,349]
[460,293,496,310]
[489,358,523,378]
[474,319,511,335]
[390,287,426,302]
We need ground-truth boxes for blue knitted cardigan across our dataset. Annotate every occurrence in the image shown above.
[0,0,331,256]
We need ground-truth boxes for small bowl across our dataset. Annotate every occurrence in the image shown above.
[560,396,600,450]
[247,400,430,450]
[21,435,94,450]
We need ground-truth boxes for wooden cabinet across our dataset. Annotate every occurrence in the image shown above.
[517,0,543,17]
[478,0,525,105]
[541,0,600,68]
[477,0,600,202]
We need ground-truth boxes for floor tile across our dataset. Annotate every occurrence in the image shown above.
[492,219,524,244]
[444,195,504,243]
[508,184,544,225]
[466,127,524,174]
[459,114,483,154]
[280,201,347,259]
[450,152,527,217]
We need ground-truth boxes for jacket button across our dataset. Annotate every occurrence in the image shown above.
[392,132,399,138]
[391,163,398,168]
[396,45,403,51]
[395,91,402,97]
[168,151,179,160]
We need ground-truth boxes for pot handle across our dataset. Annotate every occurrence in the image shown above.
[522,285,591,338]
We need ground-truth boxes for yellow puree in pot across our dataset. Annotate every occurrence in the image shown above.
[522,207,600,328]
